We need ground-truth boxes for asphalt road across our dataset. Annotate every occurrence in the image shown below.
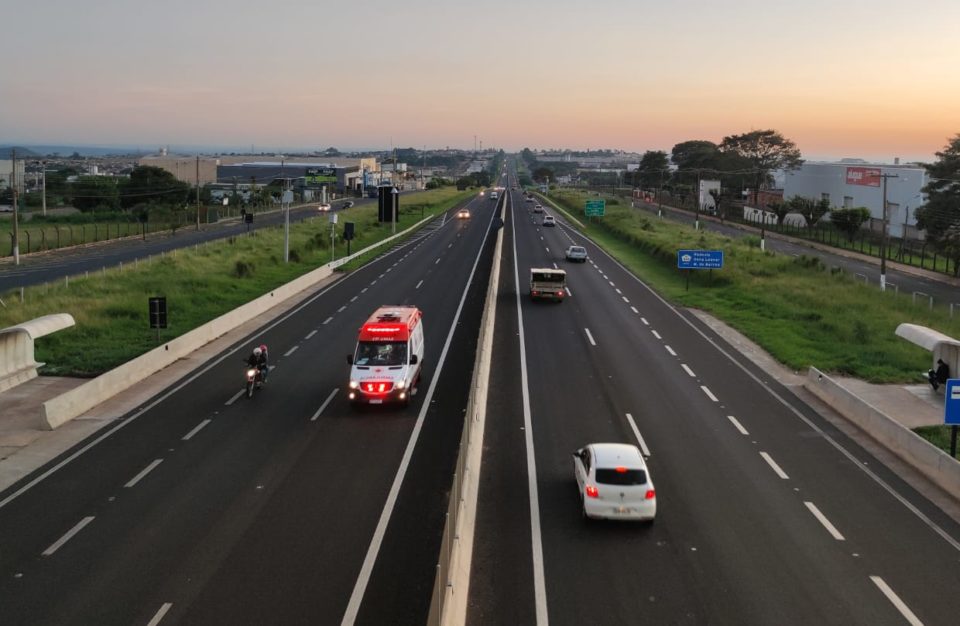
[468,178,960,625]
[0,199,372,294]
[0,192,495,625]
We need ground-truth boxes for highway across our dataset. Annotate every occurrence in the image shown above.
[0,192,494,625]
[468,178,960,624]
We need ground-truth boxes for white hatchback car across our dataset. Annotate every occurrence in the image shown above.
[565,245,588,262]
[573,443,656,523]
[542,215,556,227]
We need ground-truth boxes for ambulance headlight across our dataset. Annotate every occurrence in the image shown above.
[395,380,406,389]
[349,380,359,389]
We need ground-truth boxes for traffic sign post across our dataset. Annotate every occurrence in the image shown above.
[585,199,605,218]
[677,249,724,291]
[944,379,960,456]
[149,296,167,343]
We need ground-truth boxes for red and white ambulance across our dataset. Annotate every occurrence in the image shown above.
[346,306,425,405]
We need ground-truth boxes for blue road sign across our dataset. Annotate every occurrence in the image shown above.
[945,379,960,425]
[677,249,724,269]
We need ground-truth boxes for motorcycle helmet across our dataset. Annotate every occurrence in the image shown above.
[253,347,262,357]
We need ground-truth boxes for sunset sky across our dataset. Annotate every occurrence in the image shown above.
[2,0,958,162]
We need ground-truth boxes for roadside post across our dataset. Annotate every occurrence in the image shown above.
[944,379,960,457]
[585,199,605,223]
[329,213,338,262]
[677,249,724,291]
[344,221,355,256]
[149,296,168,344]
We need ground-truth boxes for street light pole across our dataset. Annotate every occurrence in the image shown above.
[195,155,201,231]
[282,158,289,263]
[11,148,20,265]
[879,172,898,291]
[391,187,399,235]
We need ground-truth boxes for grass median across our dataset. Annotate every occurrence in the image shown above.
[0,187,472,376]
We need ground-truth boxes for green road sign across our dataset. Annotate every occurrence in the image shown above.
[585,199,605,217]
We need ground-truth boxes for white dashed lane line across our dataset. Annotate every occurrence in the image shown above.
[681,364,696,377]
[350,296,358,302]
[337,306,347,313]
[284,346,299,357]
[435,258,441,265]
[727,415,749,435]
[415,280,424,289]
[323,316,333,325]
[305,330,318,340]
[182,419,211,441]
[125,459,164,488]
[804,502,845,541]
[760,452,789,479]
[700,386,718,402]
[651,330,662,340]
[146,603,173,626]
[565,287,572,297]
[665,345,677,356]
[641,317,649,326]
[622,296,630,303]
[631,306,639,314]
[225,390,245,406]
[42,516,95,556]
[625,413,650,457]
[310,388,340,422]
[361,287,368,293]
[870,576,923,626]
[584,328,597,346]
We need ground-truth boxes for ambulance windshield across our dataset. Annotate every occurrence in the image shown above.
[354,341,408,366]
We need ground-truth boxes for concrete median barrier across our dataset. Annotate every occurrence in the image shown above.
[805,366,960,501]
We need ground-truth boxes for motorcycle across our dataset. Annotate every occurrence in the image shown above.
[245,365,266,398]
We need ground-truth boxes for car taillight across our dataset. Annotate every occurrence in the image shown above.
[531,290,539,296]
[645,489,656,500]
[585,485,599,498]
[556,291,564,297]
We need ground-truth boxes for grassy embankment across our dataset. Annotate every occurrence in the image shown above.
[0,187,472,376]
[542,188,960,454]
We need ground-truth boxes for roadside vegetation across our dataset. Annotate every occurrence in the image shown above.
[0,187,471,376]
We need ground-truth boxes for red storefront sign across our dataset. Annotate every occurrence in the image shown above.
[846,167,881,187]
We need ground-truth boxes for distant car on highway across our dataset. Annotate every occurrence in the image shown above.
[565,245,587,262]
[525,196,533,203]
[318,203,331,212]
[573,443,656,523]
[543,215,556,227]
[341,200,354,209]
[0,205,12,213]
[457,208,470,219]
[533,204,544,213]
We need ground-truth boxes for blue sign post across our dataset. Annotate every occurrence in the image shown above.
[944,379,960,456]
[677,249,724,291]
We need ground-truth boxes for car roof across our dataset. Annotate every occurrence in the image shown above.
[590,443,646,468]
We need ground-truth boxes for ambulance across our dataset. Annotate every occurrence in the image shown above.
[346,306,425,405]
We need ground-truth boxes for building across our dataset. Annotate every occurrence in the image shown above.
[0,159,26,192]
[783,160,928,239]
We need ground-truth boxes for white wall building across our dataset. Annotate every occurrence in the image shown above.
[783,161,928,239]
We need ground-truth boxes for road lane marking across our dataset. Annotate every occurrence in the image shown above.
[760,452,789,479]
[609,281,615,287]
[379,273,385,278]
[448,243,453,248]
[565,287,572,297]
[665,345,677,356]
[125,459,164,488]
[435,258,441,264]
[552,262,558,269]
[870,576,923,626]
[641,317,649,325]
[615,288,621,294]
[225,389,245,405]
[584,328,596,346]
[625,413,650,457]
[42,516,95,556]
[681,364,696,377]
[727,415,749,435]
[182,419,212,441]
[311,389,340,421]
[545,247,550,253]
[305,330,318,339]
[146,603,173,626]
[804,502,845,541]
[651,330,662,340]
[701,386,718,402]
[350,296,358,302]
[370,280,377,285]
[415,279,424,289]
[341,203,499,626]
[337,305,347,313]
[361,287,368,293]
[622,296,630,303]
[631,306,639,314]
[323,316,333,324]
[284,345,299,357]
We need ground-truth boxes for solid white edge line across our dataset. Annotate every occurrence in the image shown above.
[701,385,718,402]
[340,198,498,626]
[681,364,696,377]
[42,516,95,556]
[651,330,661,340]
[181,419,212,441]
[804,501,846,541]
[310,388,339,421]
[727,415,750,435]
[759,452,789,479]
[225,389,245,405]
[584,328,597,346]
[625,414,650,457]
[146,603,174,626]
[125,459,164,488]
[575,236,960,552]
[511,206,550,626]
[283,345,299,357]
[305,330,318,339]
[665,345,677,356]
[870,576,924,626]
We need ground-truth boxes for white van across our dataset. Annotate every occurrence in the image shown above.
[347,306,424,406]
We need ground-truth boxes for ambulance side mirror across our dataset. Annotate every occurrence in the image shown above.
[346,354,353,365]
[409,355,418,365]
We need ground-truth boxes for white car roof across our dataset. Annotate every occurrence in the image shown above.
[591,443,646,468]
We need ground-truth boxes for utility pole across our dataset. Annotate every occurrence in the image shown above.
[11,149,20,265]
[694,169,702,230]
[41,160,47,216]
[195,155,201,230]
[657,169,664,218]
[879,172,899,291]
[282,158,289,263]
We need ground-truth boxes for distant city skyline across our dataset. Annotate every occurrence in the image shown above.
[2,0,957,164]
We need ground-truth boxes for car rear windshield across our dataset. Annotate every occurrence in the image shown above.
[595,468,647,485]
[532,272,565,283]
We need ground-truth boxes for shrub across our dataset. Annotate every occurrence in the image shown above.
[234,260,255,277]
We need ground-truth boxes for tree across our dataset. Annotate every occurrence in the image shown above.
[636,150,669,189]
[71,176,120,211]
[708,188,725,221]
[767,201,791,226]
[532,167,554,183]
[121,165,190,209]
[719,129,803,207]
[830,207,871,241]
[670,140,720,171]
[915,134,960,245]
[935,223,960,276]
[789,196,830,231]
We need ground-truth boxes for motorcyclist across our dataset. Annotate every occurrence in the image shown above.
[246,346,269,384]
